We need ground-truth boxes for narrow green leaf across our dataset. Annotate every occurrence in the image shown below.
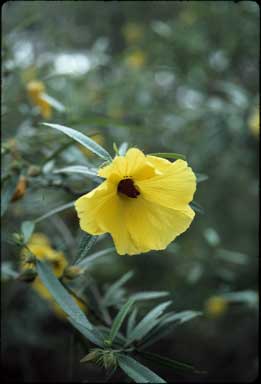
[113,142,119,155]
[77,248,115,269]
[42,123,112,161]
[34,201,75,223]
[108,298,135,344]
[102,271,134,307]
[140,311,201,349]
[126,307,138,338]
[195,173,208,183]
[148,152,186,160]
[118,142,128,156]
[21,221,35,244]
[41,93,65,112]
[160,310,202,326]
[53,165,101,182]
[1,172,20,216]
[222,290,258,307]
[190,201,204,215]
[98,325,126,347]
[74,233,98,265]
[127,301,172,345]
[131,291,169,301]
[118,354,166,383]
[36,260,92,329]
[67,317,104,347]
[139,352,205,374]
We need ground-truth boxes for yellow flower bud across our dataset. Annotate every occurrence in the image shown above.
[63,265,83,280]
[205,296,228,318]
[20,233,88,319]
[26,80,52,119]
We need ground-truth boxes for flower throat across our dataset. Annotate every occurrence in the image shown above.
[117,178,140,198]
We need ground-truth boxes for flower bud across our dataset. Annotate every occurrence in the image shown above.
[63,266,83,280]
[13,232,24,245]
[19,267,37,283]
[80,348,101,363]
[104,339,112,347]
[103,351,118,370]
[205,296,228,318]
[27,165,41,177]
[23,253,36,264]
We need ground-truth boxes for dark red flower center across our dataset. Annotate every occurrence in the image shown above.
[117,178,140,198]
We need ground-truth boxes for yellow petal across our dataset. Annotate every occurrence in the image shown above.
[22,233,67,277]
[98,148,155,181]
[136,159,196,210]
[75,180,142,255]
[75,181,116,235]
[37,96,52,119]
[27,81,45,102]
[27,233,51,247]
[146,155,172,173]
[123,197,195,254]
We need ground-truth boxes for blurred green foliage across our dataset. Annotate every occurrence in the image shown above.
[2,1,259,382]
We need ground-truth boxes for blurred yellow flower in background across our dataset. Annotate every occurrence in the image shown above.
[75,148,196,255]
[125,50,146,70]
[248,107,259,137]
[205,296,228,318]
[78,133,105,158]
[123,22,144,44]
[26,80,52,119]
[21,233,86,318]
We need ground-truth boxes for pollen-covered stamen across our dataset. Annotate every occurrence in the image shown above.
[117,178,140,198]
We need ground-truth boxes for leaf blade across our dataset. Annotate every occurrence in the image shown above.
[74,233,98,265]
[42,123,112,161]
[36,260,92,329]
[67,317,104,347]
[118,354,166,383]
[41,93,65,112]
[53,165,101,182]
[77,248,115,269]
[131,291,169,302]
[127,301,172,344]
[21,221,35,244]
[102,271,134,307]
[108,298,135,344]
[34,201,75,223]
[148,152,186,160]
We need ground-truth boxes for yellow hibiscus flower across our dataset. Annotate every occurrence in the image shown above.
[26,80,52,119]
[75,148,196,255]
[21,233,86,318]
